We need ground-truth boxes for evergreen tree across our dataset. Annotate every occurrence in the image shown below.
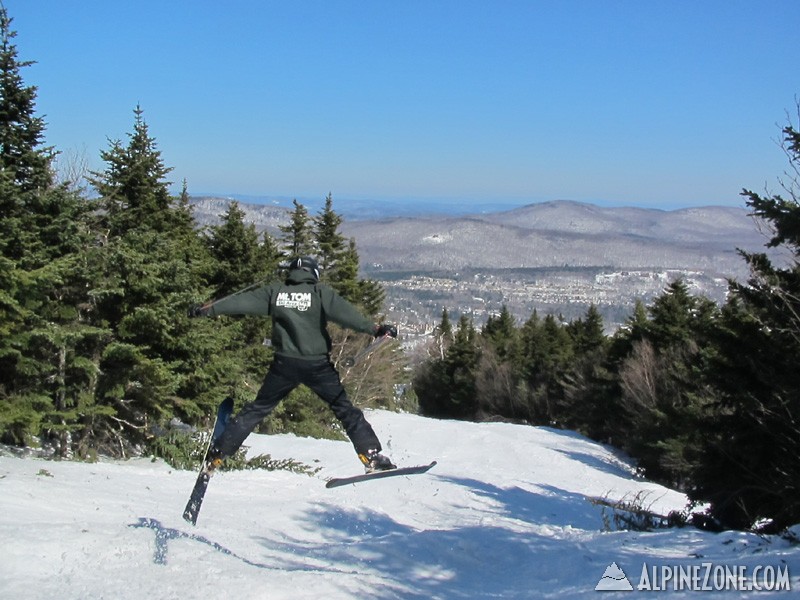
[86,107,217,454]
[358,275,386,318]
[333,238,386,315]
[537,315,575,424]
[0,6,102,455]
[628,299,649,335]
[174,178,197,235]
[608,299,649,363]
[441,315,480,418]
[327,230,360,301]
[476,308,525,421]
[90,105,177,236]
[0,3,52,262]
[518,311,573,384]
[279,199,314,259]
[310,195,384,312]
[0,7,51,195]
[559,305,613,436]
[0,6,54,263]
[256,230,281,280]
[645,279,696,345]
[690,116,800,531]
[517,310,541,372]
[439,308,453,340]
[613,280,719,489]
[415,312,479,419]
[314,193,345,276]
[482,305,519,362]
[206,201,263,296]
[567,304,606,355]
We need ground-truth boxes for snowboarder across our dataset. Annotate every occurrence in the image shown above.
[189,256,398,473]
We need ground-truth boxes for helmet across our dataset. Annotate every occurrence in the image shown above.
[290,255,320,281]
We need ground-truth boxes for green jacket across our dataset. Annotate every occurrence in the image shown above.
[206,268,376,360]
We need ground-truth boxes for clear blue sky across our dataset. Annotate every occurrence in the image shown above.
[6,0,799,209]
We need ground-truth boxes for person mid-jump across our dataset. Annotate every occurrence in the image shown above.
[189,256,397,473]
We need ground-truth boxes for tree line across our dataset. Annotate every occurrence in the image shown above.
[0,8,406,463]
[414,130,800,531]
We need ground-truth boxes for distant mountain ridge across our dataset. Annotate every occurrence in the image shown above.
[189,196,767,279]
[190,193,533,220]
[190,196,289,232]
[340,201,766,279]
[482,201,753,242]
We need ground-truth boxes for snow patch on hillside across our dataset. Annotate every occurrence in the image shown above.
[1,410,797,599]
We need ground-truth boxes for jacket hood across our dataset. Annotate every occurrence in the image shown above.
[286,268,318,285]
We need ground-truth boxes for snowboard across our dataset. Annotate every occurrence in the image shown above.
[182,397,234,525]
[325,461,437,489]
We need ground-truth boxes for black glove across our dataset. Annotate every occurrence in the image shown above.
[374,324,398,338]
[188,303,211,318]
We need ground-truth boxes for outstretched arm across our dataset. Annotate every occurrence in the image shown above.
[320,287,397,338]
[189,286,272,318]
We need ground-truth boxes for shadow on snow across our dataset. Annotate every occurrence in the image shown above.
[132,476,684,599]
[249,476,617,599]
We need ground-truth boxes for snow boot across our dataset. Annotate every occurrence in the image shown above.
[358,449,396,473]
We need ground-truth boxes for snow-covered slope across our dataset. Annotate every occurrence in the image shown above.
[1,411,797,599]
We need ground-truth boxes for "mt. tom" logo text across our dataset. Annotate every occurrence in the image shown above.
[276,292,312,312]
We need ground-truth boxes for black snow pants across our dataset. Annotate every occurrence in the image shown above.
[214,354,381,457]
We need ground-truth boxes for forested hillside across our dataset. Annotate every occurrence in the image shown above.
[0,8,404,463]
[412,127,800,530]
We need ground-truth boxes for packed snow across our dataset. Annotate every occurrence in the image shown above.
[1,410,797,599]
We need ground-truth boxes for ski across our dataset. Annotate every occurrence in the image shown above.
[182,397,234,525]
[325,461,437,489]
